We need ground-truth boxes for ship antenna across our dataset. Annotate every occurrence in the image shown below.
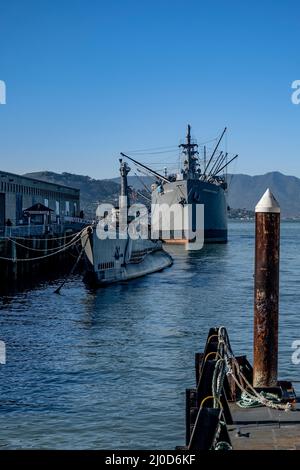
[179,124,198,179]
[187,124,191,146]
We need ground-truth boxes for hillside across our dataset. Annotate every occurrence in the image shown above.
[113,172,300,217]
[24,171,121,217]
[227,172,300,217]
[24,170,300,218]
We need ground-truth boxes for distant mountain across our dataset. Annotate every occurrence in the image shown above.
[24,170,300,218]
[227,172,300,217]
[116,172,300,217]
[24,171,121,217]
[110,175,154,191]
[123,172,300,217]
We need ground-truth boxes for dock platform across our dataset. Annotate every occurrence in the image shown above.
[228,403,300,450]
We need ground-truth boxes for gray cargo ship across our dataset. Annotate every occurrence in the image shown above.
[122,125,238,246]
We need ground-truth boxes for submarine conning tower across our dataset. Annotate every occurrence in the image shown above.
[119,158,131,208]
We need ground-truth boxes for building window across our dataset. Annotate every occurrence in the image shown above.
[65,201,70,216]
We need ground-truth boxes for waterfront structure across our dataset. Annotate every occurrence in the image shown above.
[0,170,80,226]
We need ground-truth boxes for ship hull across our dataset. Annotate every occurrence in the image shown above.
[151,179,227,245]
[81,228,173,286]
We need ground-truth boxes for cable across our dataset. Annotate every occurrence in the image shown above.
[2,230,83,242]
[54,232,89,294]
[7,230,83,252]
[127,149,179,156]
[126,145,178,153]
[0,229,85,262]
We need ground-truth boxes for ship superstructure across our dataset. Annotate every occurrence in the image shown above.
[121,125,238,246]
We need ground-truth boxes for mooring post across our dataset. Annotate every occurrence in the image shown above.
[253,188,280,388]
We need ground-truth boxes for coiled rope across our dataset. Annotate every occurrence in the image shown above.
[216,326,291,412]
[237,391,282,408]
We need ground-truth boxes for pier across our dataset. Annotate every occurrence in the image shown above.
[0,219,88,290]
[180,189,299,451]
[0,170,87,290]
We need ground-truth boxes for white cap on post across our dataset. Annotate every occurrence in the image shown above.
[255,188,280,213]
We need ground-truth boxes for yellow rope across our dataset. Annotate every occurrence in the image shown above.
[200,395,223,409]
[204,351,222,362]
[207,334,218,344]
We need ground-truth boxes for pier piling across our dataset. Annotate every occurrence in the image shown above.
[253,188,280,388]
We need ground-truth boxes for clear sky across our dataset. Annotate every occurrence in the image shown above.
[0,0,299,179]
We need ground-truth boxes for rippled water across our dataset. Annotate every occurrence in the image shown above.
[0,221,299,449]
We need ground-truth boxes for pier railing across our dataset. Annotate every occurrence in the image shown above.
[1,225,45,238]
[0,218,90,239]
[0,224,65,239]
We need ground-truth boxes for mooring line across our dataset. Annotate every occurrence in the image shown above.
[1,230,83,242]
[54,231,89,294]
[0,231,84,262]
[216,327,291,412]
[7,230,83,252]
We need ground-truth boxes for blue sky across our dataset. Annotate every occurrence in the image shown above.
[0,0,299,179]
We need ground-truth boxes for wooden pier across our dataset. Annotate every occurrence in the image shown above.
[180,326,298,451]
[228,403,300,450]
[0,221,87,291]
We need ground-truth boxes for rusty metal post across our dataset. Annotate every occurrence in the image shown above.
[253,188,280,388]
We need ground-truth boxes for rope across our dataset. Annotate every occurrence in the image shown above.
[207,334,219,344]
[237,391,282,409]
[0,230,85,262]
[54,233,89,294]
[214,441,232,451]
[2,231,82,242]
[217,326,291,412]
[212,358,226,408]
[200,396,223,409]
[204,351,222,362]
[7,230,84,252]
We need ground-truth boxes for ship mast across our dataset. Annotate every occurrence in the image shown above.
[179,124,199,179]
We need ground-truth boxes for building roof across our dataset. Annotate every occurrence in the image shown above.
[0,170,80,194]
[24,203,54,214]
